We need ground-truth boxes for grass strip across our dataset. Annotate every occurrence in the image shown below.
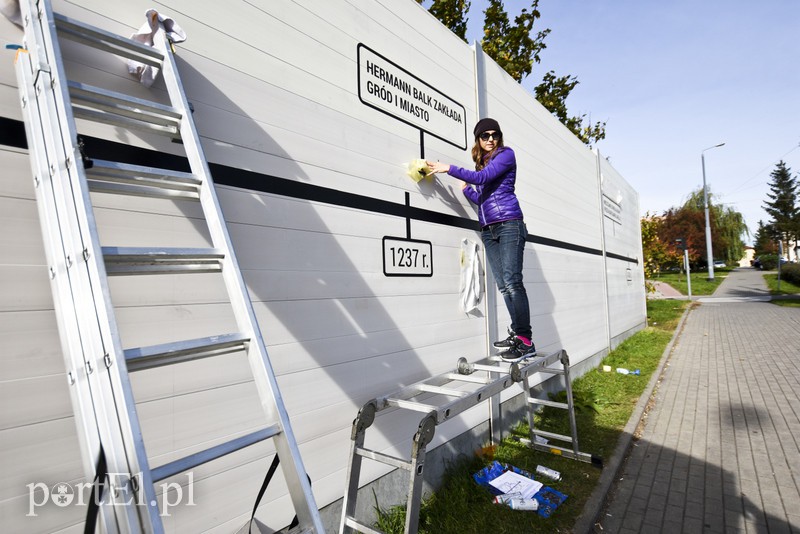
[763,273,800,295]
[649,269,729,295]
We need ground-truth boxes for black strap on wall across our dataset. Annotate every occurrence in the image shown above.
[248,455,305,533]
[83,445,108,534]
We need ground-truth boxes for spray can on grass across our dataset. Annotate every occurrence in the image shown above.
[493,492,539,511]
[536,464,562,482]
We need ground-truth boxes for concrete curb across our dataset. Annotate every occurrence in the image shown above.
[572,303,694,534]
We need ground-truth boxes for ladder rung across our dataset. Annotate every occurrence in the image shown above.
[343,516,384,534]
[54,13,164,67]
[354,447,412,471]
[529,441,598,465]
[470,362,512,374]
[68,81,181,135]
[414,384,469,397]
[532,428,573,444]
[442,372,492,384]
[86,159,200,200]
[151,425,281,482]
[73,107,179,137]
[102,247,224,275]
[527,397,569,410]
[543,368,565,375]
[69,81,181,121]
[124,333,249,371]
[385,398,439,414]
[88,179,199,200]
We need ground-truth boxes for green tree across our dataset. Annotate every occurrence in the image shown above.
[753,220,779,256]
[416,0,471,40]
[682,188,748,264]
[480,0,549,82]
[657,188,748,268]
[715,205,748,265]
[534,71,606,145]
[481,0,605,145]
[658,205,706,268]
[418,0,606,146]
[762,161,799,258]
[641,213,679,279]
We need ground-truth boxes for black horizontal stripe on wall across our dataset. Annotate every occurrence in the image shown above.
[0,116,638,264]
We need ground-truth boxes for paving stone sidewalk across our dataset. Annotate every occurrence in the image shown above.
[595,268,800,533]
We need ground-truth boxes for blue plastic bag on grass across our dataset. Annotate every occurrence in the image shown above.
[533,486,568,518]
[472,460,535,496]
[473,461,568,518]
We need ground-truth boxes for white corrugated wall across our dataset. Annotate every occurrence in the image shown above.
[0,0,645,531]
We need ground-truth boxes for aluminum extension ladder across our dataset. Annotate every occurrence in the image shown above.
[339,349,599,534]
[13,1,322,532]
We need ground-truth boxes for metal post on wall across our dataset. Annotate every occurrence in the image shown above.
[472,40,502,445]
[594,150,612,352]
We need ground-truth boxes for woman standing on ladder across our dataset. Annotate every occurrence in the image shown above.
[427,118,535,361]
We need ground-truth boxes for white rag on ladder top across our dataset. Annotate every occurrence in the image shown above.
[128,9,187,87]
[459,238,483,313]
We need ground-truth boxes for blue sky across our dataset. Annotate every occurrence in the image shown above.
[461,0,800,245]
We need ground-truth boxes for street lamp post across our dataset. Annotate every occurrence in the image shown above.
[701,142,725,280]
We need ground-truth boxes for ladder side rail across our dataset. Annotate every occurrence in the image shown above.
[527,397,569,409]
[403,414,436,534]
[340,403,373,534]
[475,349,558,445]
[155,30,324,531]
[560,351,581,455]
[14,49,119,534]
[404,451,425,534]
[521,370,537,448]
[22,1,162,529]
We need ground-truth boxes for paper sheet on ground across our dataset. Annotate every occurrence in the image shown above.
[487,470,543,499]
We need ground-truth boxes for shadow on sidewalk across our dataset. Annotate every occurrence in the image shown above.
[595,420,795,533]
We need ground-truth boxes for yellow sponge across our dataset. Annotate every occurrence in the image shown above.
[405,159,432,183]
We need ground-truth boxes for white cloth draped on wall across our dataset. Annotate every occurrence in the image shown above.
[459,238,483,313]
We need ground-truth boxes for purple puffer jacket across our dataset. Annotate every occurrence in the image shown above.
[447,146,523,227]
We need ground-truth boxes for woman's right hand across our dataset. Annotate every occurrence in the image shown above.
[425,161,450,175]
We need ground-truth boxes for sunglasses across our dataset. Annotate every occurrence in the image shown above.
[479,131,502,141]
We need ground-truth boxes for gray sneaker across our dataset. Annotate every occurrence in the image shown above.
[498,337,536,361]
[493,328,516,349]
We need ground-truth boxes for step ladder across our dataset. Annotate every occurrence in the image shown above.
[339,349,599,534]
[13,1,323,532]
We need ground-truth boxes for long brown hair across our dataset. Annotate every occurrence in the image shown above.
[471,137,505,170]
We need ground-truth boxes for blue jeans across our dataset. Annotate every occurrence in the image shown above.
[481,219,532,340]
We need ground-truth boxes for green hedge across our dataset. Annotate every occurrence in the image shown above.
[781,263,800,285]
